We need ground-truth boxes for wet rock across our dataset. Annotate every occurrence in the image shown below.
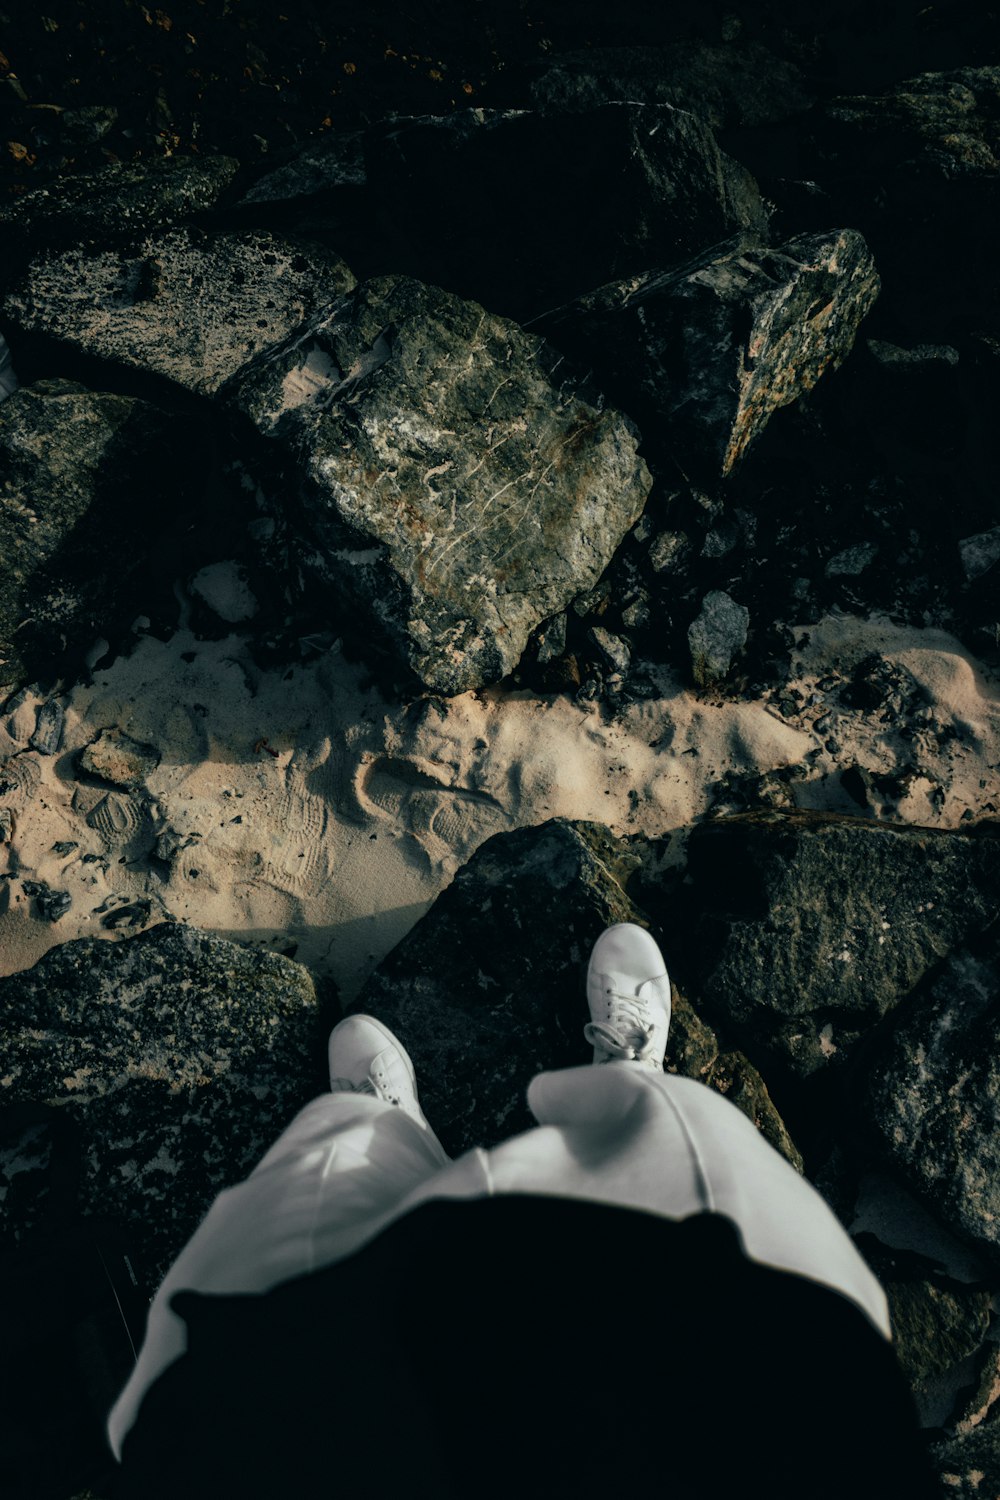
[868,943,1000,1268]
[5,227,356,398]
[930,1422,1000,1499]
[364,104,767,321]
[0,923,326,1276]
[0,154,239,259]
[688,590,749,686]
[539,229,879,476]
[79,727,161,789]
[684,812,1000,1079]
[0,379,200,688]
[529,42,813,130]
[230,275,652,694]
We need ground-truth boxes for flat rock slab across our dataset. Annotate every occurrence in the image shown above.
[230,274,652,694]
[683,811,1000,1078]
[0,155,239,258]
[4,227,356,397]
[539,229,880,476]
[867,943,1000,1268]
[352,818,799,1166]
[364,103,768,321]
[0,379,197,687]
[0,923,326,1277]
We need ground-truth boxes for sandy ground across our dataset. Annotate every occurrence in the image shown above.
[2,589,998,1005]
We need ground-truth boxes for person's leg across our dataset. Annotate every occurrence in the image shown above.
[486,924,892,1338]
[108,1015,454,1460]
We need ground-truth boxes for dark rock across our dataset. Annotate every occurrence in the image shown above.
[238,129,367,203]
[4,227,356,398]
[28,697,64,755]
[704,1050,804,1172]
[684,812,1000,1079]
[21,880,72,922]
[230,275,652,694]
[363,104,767,322]
[55,103,119,148]
[825,541,878,577]
[0,154,239,260]
[352,819,799,1168]
[350,820,647,1155]
[0,380,200,687]
[0,923,326,1277]
[868,942,1000,1267]
[885,1278,992,1387]
[952,1344,1000,1435]
[0,329,17,400]
[688,590,749,685]
[79,727,161,789]
[533,612,568,666]
[588,625,631,676]
[538,229,879,477]
[930,1422,1000,1499]
[529,42,814,130]
[820,68,1000,181]
[959,525,1000,582]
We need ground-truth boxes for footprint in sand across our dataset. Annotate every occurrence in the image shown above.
[356,755,509,862]
[264,773,332,896]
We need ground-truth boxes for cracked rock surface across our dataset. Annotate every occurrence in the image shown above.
[230,274,653,693]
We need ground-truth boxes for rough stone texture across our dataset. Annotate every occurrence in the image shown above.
[0,923,327,1278]
[4,227,356,398]
[539,230,880,476]
[363,104,768,322]
[868,943,1000,1268]
[78,727,161,789]
[352,819,801,1169]
[820,67,1000,180]
[683,812,1000,1079]
[886,1278,992,1386]
[529,42,814,130]
[953,1344,1000,1435]
[704,1050,803,1172]
[0,154,239,259]
[239,129,367,203]
[930,1422,1000,1499]
[0,379,198,687]
[688,589,750,686]
[230,275,653,694]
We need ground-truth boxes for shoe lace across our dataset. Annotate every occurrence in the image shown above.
[331,1075,399,1104]
[584,988,657,1063]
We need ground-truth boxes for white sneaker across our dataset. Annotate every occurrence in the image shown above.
[584,923,671,1070]
[328,1014,435,1131]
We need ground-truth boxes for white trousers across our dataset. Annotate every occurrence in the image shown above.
[108,1063,890,1460]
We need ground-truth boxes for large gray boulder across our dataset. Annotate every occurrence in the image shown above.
[229,275,653,694]
[683,812,1000,1078]
[538,230,880,476]
[363,103,768,321]
[0,154,239,260]
[0,923,327,1278]
[0,379,198,687]
[867,942,1000,1268]
[351,819,798,1166]
[4,227,356,398]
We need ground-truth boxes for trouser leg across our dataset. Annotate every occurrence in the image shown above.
[108,1092,452,1460]
[485,1062,891,1338]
